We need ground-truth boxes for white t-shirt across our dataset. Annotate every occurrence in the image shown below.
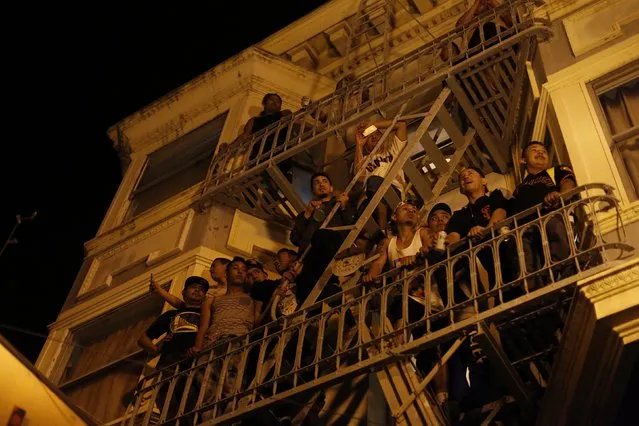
[364,135,406,190]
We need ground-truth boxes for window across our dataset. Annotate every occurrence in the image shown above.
[127,112,228,218]
[60,296,165,423]
[592,62,639,201]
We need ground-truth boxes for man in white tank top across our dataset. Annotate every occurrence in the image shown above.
[363,202,452,407]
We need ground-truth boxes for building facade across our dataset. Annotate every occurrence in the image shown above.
[35,0,638,425]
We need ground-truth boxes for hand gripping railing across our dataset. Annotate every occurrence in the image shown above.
[125,184,633,425]
[199,0,551,199]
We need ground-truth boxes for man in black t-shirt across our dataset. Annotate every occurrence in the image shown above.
[445,166,509,292]
[138,276,208,423]
[511,141,577,284]
[246,259,282,320]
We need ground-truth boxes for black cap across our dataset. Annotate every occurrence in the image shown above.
[460,165,485,177]
[245,258,265,272]
[428,203,452,220]
[184,276,209,292]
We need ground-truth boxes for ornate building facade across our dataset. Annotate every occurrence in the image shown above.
[35,0,638,424]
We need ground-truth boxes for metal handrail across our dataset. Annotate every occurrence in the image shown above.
[127,184,633,425]
[199,0,551,198]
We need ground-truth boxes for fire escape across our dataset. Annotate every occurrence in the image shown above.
[123,1,634,425]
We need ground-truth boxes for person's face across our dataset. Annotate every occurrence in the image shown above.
[183,284,206,304]
[364,130,383,152]
[312,175,334,198]
[227,261,247,287]
[275,252,295,274]
[459,168,486,195]
[210,260,227,282]
[523,144,549,170]
[393,203,418,225]
[428,209,451,233]
[247,267,267,284]
[263,95,282,114]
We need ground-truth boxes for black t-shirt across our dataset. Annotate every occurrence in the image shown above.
[145,307,200,367]
[510,165,576,215]
[250,278,280,309]
[446,189,507,238]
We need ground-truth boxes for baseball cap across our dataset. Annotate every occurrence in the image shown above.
[460,165,485,177]
[184,276,209,292]
[428,203,452,220]
[245,259,265,272]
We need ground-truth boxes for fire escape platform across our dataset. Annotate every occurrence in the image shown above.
[196,1,552,225]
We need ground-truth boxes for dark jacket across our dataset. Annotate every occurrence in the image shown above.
[290,196,356,251]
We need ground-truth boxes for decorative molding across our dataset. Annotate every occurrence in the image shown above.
[51,246,224,331]
[597,200,639,235]
[78,209,195,297]
[545,34,639,90]
[289,43,320,69]
[77,258,101,297]
[326,22,351,56]
[563,0,639,57]
[86,185,202,256]
[580,258,639,300]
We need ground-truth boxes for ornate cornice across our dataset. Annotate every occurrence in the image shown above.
[51,247,224,331]
[85,184,203,256]
[580,258,639,301]
[108,48,335,155]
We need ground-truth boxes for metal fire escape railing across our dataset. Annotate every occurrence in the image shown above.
[125,184,634,425]
[196,0,551,224]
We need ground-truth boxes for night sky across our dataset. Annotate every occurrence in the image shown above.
[1,1,328,363]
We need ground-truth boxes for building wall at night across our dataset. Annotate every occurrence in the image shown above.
[34,0,638,424]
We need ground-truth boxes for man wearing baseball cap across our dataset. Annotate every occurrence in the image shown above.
[138,275,209,422]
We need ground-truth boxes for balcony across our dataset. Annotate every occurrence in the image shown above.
[195,0,552,226]
[124,184,634,425]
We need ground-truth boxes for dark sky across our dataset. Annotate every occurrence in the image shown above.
[1,1,328,363]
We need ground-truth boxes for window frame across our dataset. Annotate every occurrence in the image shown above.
[126,111,229,219]
[588,60,639,201]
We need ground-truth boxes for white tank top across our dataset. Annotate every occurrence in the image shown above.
[387,229,423,267]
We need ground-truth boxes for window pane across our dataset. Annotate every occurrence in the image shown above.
[597,77,639,200]
[129,112,228,217]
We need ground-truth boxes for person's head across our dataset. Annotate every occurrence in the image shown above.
[275,248,297,274]
[427,203,452,233]
[209,257,230,283]
[391,201,419,228]
[226,257,248,288]
[182,276,209,305]
[310,172,334,199]
[262,93,282,114]
[357,122,384,153]
[522,141,549,171]
[458,166,488,197]
[245,259,268,284]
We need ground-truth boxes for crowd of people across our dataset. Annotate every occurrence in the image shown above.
[134,1,574,422]
[138,127,577,422]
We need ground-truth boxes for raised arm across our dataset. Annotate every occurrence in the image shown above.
[363,238,390,284]
[233,117,256,143]
[150,275,184,309]
[369,119,408,141]
[189,296,214,356]
[138,333,159,356]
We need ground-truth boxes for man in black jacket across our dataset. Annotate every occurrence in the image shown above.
[291,172,356,305]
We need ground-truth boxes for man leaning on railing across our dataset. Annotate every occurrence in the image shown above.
[509,141,578,288]
[138,276,209,423]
